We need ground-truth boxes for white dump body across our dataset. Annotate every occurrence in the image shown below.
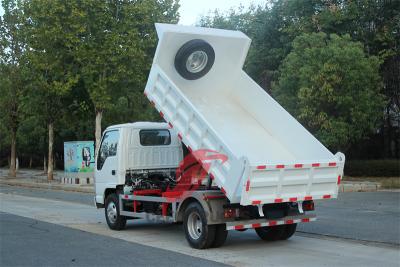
[144,23,345,205]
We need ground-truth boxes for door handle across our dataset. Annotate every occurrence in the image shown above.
[111,170,116,175]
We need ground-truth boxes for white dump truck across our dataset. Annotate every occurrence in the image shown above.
[94,23,345,249]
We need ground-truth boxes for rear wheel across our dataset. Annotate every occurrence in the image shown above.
[255,224,297,241]
[279,224,297,240]
[105,193,126,230]
[183,202,216,249]
[255,225,285,241]
[211,224,228,248]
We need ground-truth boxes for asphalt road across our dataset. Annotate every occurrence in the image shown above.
[0,212,227,267]
[0,185,94,206]
[1,185,399,244]
[298,191,400,244]
[1,186,399,266]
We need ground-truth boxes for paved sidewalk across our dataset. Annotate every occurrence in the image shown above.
[0,168,381,194]
[0,168,94,193]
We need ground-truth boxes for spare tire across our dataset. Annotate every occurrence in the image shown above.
[174,39,215,80]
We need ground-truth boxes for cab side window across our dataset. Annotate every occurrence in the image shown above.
[97,130,119,170]
[139,129,171,146]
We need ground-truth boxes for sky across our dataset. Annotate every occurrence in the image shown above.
[178,0,266,25]
[0,0,266,24]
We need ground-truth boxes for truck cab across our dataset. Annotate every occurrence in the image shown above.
[94,122,182,207]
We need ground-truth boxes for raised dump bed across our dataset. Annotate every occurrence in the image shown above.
[144,23,345,205]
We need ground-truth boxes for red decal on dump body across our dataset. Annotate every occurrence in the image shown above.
[329,162,337,167]
[286,219,294,224]
[276,164,285,169]
[245,180,250,192]
[337,175,341,185]
[323,195,331,199]
[252,200,261,205]
[168,122,173,128]
[164,149,228,201]
[301,218,310,222]
[159,111,164,117]
[269,221,277,226]
[294,164,303,168]
[289,197,297,202]
[257,165,266,170]
[252,223,261,228]
[274,198,283,203]
[312,163,320,167]
[304,196,313,200]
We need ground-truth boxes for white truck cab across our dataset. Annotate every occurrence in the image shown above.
[95,122,182,206]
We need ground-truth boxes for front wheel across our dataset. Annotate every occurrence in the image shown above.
[183,202,216,249]
[105,193,126,230]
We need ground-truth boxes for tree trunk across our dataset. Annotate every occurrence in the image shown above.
[95,109,103,156]
[29,157,33,168]
[44,155,47,173]
[47,122,54,181]
[9,129,17,177]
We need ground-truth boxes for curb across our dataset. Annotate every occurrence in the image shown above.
[339,182,380,193]
[0,180,94,194]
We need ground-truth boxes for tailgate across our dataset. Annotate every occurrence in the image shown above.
[240,159,344,205]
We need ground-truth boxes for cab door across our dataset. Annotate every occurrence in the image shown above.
[95,129,120,204]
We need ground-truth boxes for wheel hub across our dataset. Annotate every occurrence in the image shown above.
[186,51,208,73]
[106,201,117,224]
[187,212,202,240]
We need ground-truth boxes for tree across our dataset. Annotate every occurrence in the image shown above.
[281,0,400,157]
[273,32,384,151]
[76,0,179,154]
[200,1,399,158]
[0,0,27,177]
[23,0,82,180]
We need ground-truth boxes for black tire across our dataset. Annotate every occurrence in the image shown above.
[174,39,215,80]
[211,224,228,248]
[255,225,286,241]
[255,224,297,241]
[183,202,216,249]
[105,193,126,230]
[279,224,297,240]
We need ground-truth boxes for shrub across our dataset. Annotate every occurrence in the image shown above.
[344,160,399,177]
